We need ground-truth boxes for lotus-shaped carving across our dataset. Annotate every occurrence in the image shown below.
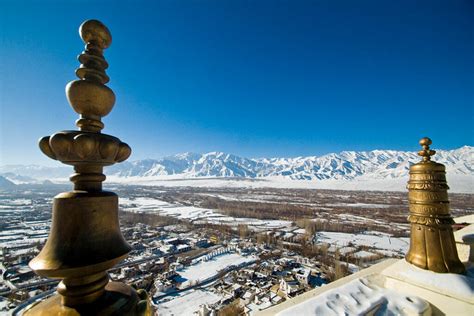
[39,131,131,165]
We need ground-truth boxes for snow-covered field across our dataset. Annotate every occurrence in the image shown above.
[176,252,257,288]
[315,231,409,256]
[325,203,391,208]
[108,173,473,193]
[120,197,292,230]
[156,289,222,316]
[353,250,378,259]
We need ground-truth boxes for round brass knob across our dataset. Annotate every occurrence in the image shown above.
[419,137,432,147]
[79,19,112,49]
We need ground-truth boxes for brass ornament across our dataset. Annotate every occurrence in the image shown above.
[405,137,465,274]
[25,20,151,315]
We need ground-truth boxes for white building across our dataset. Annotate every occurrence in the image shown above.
[279,278,300,297]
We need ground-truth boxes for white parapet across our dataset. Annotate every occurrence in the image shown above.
[381,260,473,315]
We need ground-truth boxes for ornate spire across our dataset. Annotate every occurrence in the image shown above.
[405,137,465,274]
[25,20,150,315]
[38,20,131,192]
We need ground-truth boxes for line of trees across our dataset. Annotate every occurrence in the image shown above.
[119,210,184,227]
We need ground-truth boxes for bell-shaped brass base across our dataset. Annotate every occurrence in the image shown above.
[23,282,151,316]
[30,191,131,278]
[406,222,465,274]
[28,191,136,309]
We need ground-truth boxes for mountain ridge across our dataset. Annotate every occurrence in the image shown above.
[2,146,471,183]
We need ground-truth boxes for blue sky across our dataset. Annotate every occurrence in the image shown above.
[1,0,473,165]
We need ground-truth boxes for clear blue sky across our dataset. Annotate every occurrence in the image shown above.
[1,0,473,165]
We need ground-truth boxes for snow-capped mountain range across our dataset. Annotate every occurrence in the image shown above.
[2,146,471,183]
[106,146,473,180]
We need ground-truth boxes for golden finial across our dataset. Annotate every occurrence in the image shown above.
[67,19,114,132]
[418,137,436,162]
[405,137,465,274]
[25,20,151,315]
[38,20,131,191]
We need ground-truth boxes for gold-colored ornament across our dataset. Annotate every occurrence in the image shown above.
[405,137,465,274]
[24,20,151,315]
